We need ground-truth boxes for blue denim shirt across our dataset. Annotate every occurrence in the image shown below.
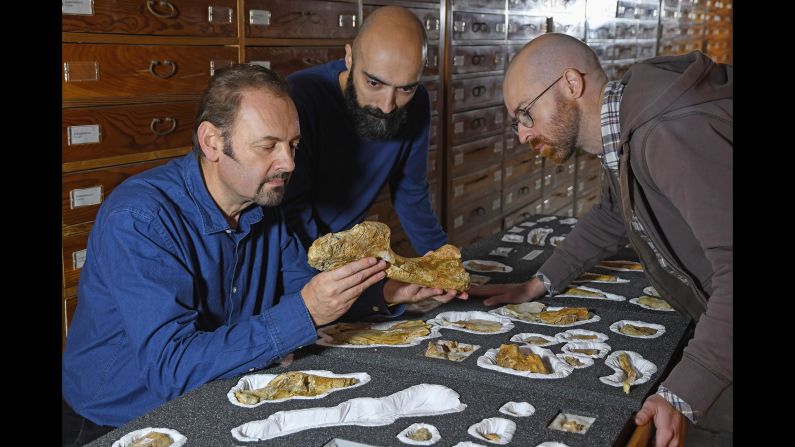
[62,153,348,426]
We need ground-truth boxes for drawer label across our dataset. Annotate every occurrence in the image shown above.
[70,186,103,209]
[63,0,93,15]
[250,61,271,69]
[249,9,271,26]
[72,249,87,270]
[454,185,464,197]
[454,216,463,228]
[68,125,101,146]
[454,153,463,166]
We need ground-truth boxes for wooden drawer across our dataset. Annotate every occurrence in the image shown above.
[450,45,506,75]
[62,159,171,228]
[428,146,438,179]
[507,14,547,41]
[364,197,400,230]
[63,101,197,170]
[63,44,237,102]
[63,230,91,291]
[425,46,440,78]
[245,0,358,39]
[451,135,504,177]
[576,188,601,217]
[450,191,502,232]
[246,46,344,76]
[424,79,441,112]
[502,151,537,185]
[508,0,548,13]
[451,75,504,111]
[503,130,529,160]
[452,12,506,41]
[452,0,506,10]
[430,116,439,146]
[503,200,540,228]
[552,203,575,218]
[450,164,502,207]
[551,159,576,188]
[62,0,237,37]
[503,172,542,214]
[451,105,506,144]
[413,8,441,42]
[576,167,601,195]
[543,182,575,214]
[449,218,502,248]
[429,178,440,216]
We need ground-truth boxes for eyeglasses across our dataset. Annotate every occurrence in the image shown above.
[510,70,585,134]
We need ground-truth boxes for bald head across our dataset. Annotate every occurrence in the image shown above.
[507,33,603,87]
[353,6,427,65]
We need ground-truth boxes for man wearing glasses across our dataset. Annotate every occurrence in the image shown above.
[472,33,732,447]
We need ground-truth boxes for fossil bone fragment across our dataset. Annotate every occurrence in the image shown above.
[308,221,470,290]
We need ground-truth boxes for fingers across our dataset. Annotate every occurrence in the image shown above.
[468,284,510,296]
[634,405,653,426]
[432,290,459,303]
[328,257,385,281]
[333,259,388,292]
[483,292,530,306]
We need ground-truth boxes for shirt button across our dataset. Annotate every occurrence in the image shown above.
[232,286,238,293]
[248,368,255,372]
[225,229,231,234]
[372,306,380,312]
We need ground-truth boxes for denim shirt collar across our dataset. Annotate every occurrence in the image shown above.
[180,154,264,235]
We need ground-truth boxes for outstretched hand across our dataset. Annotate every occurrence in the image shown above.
[383,279,469,305]
[468,277,547,306]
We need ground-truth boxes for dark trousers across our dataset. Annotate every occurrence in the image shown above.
[62,399,116,446]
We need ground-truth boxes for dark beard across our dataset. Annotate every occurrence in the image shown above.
[529,93,581,164]
[344,68,409,139]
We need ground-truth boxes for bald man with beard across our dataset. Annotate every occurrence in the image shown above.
[471,34,732,446]
[285,6,467,311]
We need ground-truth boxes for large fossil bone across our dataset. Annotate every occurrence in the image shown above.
[307,221,470,291]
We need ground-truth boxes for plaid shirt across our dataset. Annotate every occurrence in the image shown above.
[657,386,699,423]
[598,81,698,424]
[599,80,624,173]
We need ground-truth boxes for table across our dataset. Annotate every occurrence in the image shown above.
[88,215,693,447]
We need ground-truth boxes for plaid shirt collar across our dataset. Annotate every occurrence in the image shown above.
[599,80,625,173]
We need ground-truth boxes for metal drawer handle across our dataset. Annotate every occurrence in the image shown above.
[425,17,440,31]
[471,206,486,217]
[472,22,489,33]
[471,54,485,65]
[470,117,487,129]
[519,186,530,195]
[302,57,325,66]
[150,117,177,136]
[146,0,177,19]
[149,60,176,78]
[471,85,486,97]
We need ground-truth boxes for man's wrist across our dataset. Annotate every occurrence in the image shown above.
[532,271,557,296]
[656,386,699,424]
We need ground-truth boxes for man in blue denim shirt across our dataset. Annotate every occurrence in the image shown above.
[61,65,394,445]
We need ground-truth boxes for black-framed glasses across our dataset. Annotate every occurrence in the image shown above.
[510,70,586,134]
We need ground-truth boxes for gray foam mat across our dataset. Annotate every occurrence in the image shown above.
[310,296,691,411]
[88,352,636,447]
